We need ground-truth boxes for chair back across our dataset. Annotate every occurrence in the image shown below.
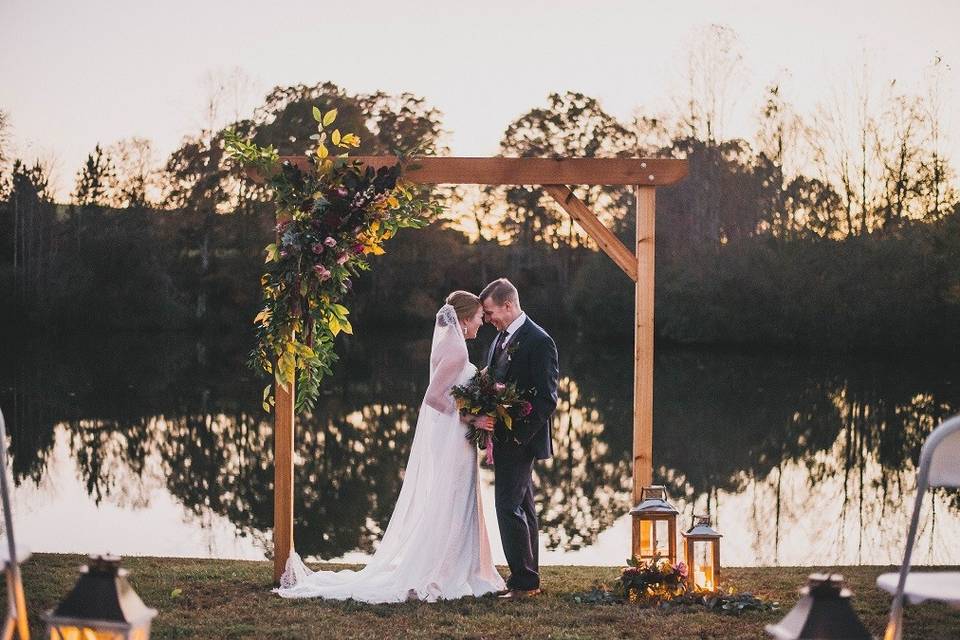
[924,414,960,488]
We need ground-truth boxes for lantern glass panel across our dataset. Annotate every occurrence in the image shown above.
[654,520,669,556]
[692,541,715,591]
[50,627,130,640]
[639,520,653,557]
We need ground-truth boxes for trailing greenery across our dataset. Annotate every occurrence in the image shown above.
[224,107,438,412]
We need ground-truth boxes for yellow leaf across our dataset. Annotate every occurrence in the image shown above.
[323,109,337,126]
[264,243,278,263]
[254,309,271,325]
[342,133,361,147]
[387,196,400,209]
[331,129,341,146]
[316,143,329,159]
[340,318,353,335]
[329,317,341,335]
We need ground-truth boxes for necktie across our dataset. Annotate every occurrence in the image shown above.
[493,330,508,355]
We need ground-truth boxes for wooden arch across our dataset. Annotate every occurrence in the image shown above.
[254,156,689,581]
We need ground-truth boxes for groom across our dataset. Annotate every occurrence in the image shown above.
[475,278,559,600]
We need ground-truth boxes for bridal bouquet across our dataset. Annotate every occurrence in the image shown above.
[451,370,533,464]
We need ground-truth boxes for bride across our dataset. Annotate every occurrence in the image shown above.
[274,290,506,602]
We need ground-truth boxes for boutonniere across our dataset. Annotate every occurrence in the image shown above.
[505,340,521,361]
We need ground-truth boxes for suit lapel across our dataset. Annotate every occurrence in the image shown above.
[501,319,533,379]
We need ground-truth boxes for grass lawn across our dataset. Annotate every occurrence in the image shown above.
[6,554,959,639]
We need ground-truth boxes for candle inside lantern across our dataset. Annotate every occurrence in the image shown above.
[639,520,653,557]
[695,566,714,591]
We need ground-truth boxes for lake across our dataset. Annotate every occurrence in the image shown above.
[1,327,957,567]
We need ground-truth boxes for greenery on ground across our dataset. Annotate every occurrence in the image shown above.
[6,555,958,639]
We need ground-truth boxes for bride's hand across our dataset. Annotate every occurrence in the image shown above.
[471,415,495,431]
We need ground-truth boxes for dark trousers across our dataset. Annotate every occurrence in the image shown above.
[494,445,540,590]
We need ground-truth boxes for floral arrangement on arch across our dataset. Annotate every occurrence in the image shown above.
[225,106,441,412]
[615,555,688,604]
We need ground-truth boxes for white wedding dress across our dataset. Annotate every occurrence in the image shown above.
[274,304,506,602]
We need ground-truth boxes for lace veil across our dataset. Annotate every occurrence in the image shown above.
[423,304,468,414]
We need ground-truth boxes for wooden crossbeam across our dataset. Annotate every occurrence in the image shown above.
[251,154,688,583]
[253,156,687,186]
[543,185,637,282]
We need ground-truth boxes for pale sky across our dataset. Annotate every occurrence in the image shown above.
[2,0,958,201]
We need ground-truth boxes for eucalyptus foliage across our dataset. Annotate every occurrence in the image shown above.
[226,107,439,412]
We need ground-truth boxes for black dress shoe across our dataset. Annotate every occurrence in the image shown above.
[497,588,542,600]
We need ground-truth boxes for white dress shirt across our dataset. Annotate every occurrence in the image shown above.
[500,312,527,349]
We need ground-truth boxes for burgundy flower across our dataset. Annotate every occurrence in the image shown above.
[312,243,324,254]
[520,401,533,417]
[353,243,365,254]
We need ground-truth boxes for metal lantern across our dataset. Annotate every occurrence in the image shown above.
[682,514,722,592]
[629,485,679,564]
[765,573,873,639]
[43,555,157,640]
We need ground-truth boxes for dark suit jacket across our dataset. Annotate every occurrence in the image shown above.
[486,317,559,460]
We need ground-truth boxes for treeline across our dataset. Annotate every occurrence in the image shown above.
[2,63,960,352]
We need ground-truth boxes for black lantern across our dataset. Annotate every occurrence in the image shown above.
[765,573,873,640]
[682,514,722,592]
[629,485,679,564]
[43,555,157,640]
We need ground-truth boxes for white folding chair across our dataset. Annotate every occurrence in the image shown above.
[877,412,960,640]
[0,407,29,640]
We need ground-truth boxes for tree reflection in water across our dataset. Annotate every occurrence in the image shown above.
[1,331,958,564]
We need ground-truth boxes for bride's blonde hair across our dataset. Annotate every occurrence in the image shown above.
[445,290,481,322]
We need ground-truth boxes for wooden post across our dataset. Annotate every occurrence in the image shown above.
[633,185,656,501]
[273,377,295,583]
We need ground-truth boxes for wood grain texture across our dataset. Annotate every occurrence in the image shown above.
[633,186,656,503]
[273,377,295,584]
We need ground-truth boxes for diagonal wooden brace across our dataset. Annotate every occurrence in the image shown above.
[543,185,638,282]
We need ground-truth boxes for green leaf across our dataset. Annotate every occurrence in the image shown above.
[312,106,323,123]
[323,109,337,126]
[170,588,183,598]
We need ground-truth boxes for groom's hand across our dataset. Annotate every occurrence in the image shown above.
[472,415,495,431]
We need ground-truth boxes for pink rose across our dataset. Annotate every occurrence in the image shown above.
[337,253,349,265]
[493,382,506,392]
[313,264,332,281]
[674,562,688,578]
[324,236,337,247]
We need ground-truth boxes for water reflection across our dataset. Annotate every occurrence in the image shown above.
[1,331,958,565]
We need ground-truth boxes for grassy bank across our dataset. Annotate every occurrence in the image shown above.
[6,555,958,639]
